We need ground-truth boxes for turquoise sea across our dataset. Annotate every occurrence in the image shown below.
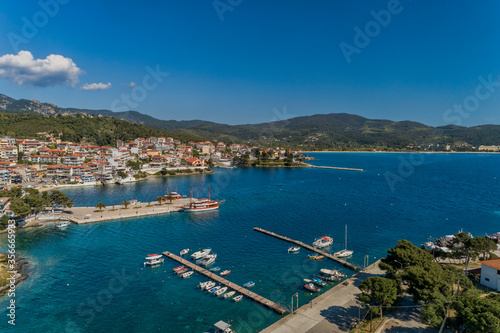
[1,153,499,332]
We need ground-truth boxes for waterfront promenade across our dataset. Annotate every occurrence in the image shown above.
[261,261,384,333]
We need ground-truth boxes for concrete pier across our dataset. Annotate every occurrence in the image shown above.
[253,227,359,271]
[162,251,288,315]
[302,163,363,172]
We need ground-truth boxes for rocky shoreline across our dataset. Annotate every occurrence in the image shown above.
[0,254,29,297]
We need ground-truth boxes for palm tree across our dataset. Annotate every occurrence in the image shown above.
[122,200,130,209]
[156,196,165,205]
[167,195,175,204]
[96,201,106,212]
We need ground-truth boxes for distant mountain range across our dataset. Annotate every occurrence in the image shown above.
[1,93,499,149]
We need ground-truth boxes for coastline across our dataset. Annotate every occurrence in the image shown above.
[302,150,500,153]
[0,254,29,297]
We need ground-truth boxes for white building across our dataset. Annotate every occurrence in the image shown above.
[480,259,500,290]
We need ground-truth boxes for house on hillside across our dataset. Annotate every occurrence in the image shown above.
[480,258,500,291]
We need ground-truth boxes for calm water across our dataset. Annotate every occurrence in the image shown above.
[1,153,499,332]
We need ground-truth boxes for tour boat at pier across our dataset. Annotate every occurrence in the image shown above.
[164,185,183,200]
[191,248,211,260]
[312,236,333,248]
[181,185,225,212]
[288,246,300,253]
[199,254,217,267]
[304,283,320,292]
[220,270,231,276]
[180,249,189,256]
[144,254,164,266]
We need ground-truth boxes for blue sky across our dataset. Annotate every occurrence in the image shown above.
[0,0,499,126]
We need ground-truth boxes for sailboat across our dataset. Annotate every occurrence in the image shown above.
[334,225,353,257]
[181,184,225,212]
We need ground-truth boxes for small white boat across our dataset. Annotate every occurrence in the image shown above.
[144,254,164,267]
[208,286,221,294]
[199,254,217,267]
[181,271,193,278]
[220,270,231,276]
[198,281,211,289]
[334,225,353,257]
[56,222,69,228]
[223,291,236,299]
[288,246,300,253]
[202,281,216,290]
[214,286,227,296]
[233,295,243,302]
[180,249,189,256]
[191,248,211,260]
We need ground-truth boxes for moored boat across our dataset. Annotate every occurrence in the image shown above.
[233,295,243,302]
[181,271,193,278]
[312,278,326,287]
[173,265,185,272]
[144,254,164,267]
[208,286,221,294]
[210,266,221,272]
[308,254,318,259]
[312,236,333,248]
[220,270,231,276]
[199,254,217,267]
[214,287,227,296]
[243,281,255,288]
[223,291,236,299]
[334,225,353,257]
[288,246,300,253]
[191,248,211,260]
[315,255,324,260]
[198,281,212,289]
[180,249,189,256]
[304,283,320,292]
[176,268,188,275]
[202,281,216,290]
[56,221,70,228]
[181,184,225,212]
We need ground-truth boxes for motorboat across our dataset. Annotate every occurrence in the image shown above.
[243,281,255,288]
[199,254,217,267]
[220,270,231,277]
[210,266,221,272]
[214,287,228,296]
[208,286,221,294]
[304,283,320,292]
[56,221,70,228]
[176,268,188,275]
[312,236,333,248]
[312,278,327,287]
[288,246,300,253]
[334,225,353,257]
[180,249,189,256]
[315,255,324,260]
[202,281,216,291]
[173,265,184,272]
[308,254,318,259]
[223,291,236,299]
[181,271,193,278]
[233,295,243,302]
[191,248,211,260]
[198,281,212,289]
[144,254,164,267]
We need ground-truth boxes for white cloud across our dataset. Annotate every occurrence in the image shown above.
[0,50,83,87]
[129,81,136,88]
[80,82,112,91]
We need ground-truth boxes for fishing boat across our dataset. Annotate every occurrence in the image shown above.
[214,287,228,296]
[208,286,221,294]
[144,254,164,267]
[173,265,185,272]
[198,281,212,289]
[223,291,236,299]
[308,254,319,259]
[202,281,216,290]
[315,255,324,260]
[176,268,188,275]
[210,266,221,272]
[334,225,354,257]
[233,295,243,302]
[312,278,327,287]
[220,270,231,276]
[312,236,333,248]
[180,249,189,256]
[56,221,70,228]
[181,271,193,278]
[304,283,320,292]
[199,254,217,267]
[243,281,255,288]
[288,246,300,253]
[181,184,225,212]
[191,248,211,260]
[164,184,183,200]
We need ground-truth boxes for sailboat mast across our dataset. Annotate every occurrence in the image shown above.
[208,184,211,201]
[190,184,193,207]
[345,225,348,250]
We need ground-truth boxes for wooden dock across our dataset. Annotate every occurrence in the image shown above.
[253,228,360,271]
[162,251,288,315]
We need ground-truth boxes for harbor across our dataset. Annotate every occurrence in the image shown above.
[253,227,360,271]
[162,251,288,315]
